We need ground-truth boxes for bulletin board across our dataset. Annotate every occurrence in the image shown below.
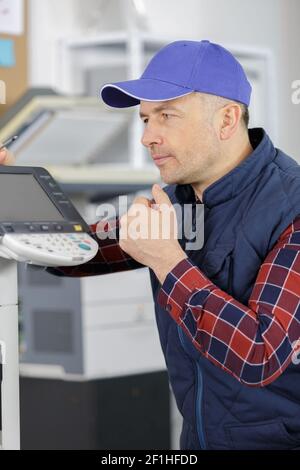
[0,0,28,117]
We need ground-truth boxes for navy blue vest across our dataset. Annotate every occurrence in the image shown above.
[150,128,300,450]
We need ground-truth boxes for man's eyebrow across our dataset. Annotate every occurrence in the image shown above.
[139,104,181,118]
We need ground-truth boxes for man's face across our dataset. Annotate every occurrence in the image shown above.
[140,93,220,186]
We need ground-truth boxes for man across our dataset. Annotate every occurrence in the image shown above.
[4,40,300,450]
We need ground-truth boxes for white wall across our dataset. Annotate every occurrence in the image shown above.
[278,0,300,159]
[28,0,77,88]
[28,0,300,159]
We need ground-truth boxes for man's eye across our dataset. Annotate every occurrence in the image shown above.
[162,113,170,119]
[142,118,148,124]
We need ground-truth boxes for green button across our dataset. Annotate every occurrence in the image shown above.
[79,243,91,251]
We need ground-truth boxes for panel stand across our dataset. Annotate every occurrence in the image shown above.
[0,258,20,450]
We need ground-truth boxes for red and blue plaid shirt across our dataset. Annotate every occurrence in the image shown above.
[50,215,300,387]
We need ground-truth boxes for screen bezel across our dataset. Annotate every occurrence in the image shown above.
[0,166,90,234]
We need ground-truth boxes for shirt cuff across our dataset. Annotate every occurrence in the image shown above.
[157,258,212,321]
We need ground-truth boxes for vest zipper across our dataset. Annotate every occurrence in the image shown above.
[178,326,207,449]
[228,254,234,296]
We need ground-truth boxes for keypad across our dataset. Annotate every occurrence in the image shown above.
[12,233,94,257]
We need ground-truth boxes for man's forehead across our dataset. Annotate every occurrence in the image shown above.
[139,93,196,116]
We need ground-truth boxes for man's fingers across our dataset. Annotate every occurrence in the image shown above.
[132,196,152,207]
[119,214,127,227]
[0,149,6,162]
[152,184,172,207]
[127,198,152,218]
[0,148,15,165]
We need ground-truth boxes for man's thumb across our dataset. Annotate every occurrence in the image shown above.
[152,184,172,206]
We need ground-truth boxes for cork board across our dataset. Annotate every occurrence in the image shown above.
[0,0,27,117]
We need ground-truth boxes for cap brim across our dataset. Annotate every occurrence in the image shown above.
[100,78,193,108]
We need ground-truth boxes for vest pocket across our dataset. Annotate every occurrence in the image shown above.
[200,244,235,293]
[226,420,300,450]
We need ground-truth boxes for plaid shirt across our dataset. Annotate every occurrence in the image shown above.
[49,215,300,387]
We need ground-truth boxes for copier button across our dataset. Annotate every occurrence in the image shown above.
[78,243,91,251]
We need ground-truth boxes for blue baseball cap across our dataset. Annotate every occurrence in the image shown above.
[100,40,252,108]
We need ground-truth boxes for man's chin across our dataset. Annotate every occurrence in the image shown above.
[160,171,187,186]
[160,175,178,185]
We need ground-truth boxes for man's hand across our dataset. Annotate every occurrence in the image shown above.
[0,146,15,165]
[119,184,187,284]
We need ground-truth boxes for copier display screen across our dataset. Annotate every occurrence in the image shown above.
[0,174,64,222]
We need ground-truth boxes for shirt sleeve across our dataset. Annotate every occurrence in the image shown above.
[158,216,300,387]
[47,217,143,277]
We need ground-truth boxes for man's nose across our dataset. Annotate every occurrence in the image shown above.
[141,124,163,148]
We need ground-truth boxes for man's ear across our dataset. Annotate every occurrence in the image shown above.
[219,104,242,140]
